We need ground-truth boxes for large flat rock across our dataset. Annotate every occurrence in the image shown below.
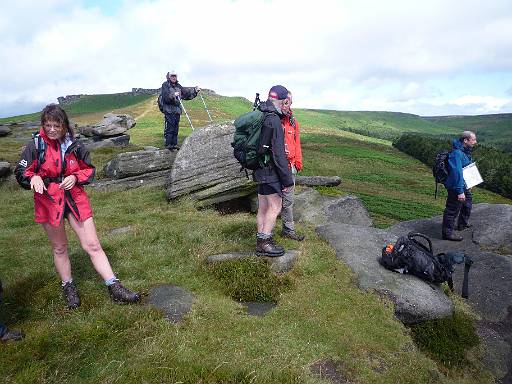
[294,188,372,227]
[166,122,256,205]
[103,149,176,179]
[388,203,512,381]
[316,223,454,324]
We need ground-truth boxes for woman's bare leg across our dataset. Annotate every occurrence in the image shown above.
[67,216,115,281]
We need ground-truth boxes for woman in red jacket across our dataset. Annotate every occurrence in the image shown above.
[15,104,140,309]
[280,92,304,241]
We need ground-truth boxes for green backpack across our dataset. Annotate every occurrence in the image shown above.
[231,109,270,171]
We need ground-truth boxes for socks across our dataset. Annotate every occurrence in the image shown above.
[105,277,119,286]
[61,279,73,287]
[257,232,271,240]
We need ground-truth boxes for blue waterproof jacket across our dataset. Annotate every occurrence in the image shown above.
[444,139,473,194]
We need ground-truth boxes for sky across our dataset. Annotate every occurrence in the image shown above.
[1,0,512,118]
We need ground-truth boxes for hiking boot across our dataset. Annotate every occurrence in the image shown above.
[281,229,305,242]
[62,281,80,309]
[256,237,285,257]
[456,223,473,231]
[0,328,24,342]
[442,233,463,241]
[108,281,140,304]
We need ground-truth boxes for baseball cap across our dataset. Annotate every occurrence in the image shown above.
[268,85,289,100]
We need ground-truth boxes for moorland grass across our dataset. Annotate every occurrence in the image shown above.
[0,93,508,383]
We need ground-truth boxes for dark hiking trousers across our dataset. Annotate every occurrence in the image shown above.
[442,188,472,236]
[164,112,181,148]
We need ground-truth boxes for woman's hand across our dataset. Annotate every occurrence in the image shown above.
[30,175,46,194]
[60,175,77,190]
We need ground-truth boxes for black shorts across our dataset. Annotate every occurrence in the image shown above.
[258,182,283,197]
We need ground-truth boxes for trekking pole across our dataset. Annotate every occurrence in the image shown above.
[461,255,473,299]
[199,93,213,122]
[177,95,194,131]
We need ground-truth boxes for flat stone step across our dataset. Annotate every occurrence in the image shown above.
[147,284,195,323]
[206,250,300,274]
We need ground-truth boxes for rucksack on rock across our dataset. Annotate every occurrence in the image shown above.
[432,150,450,198]
[380,232,473,298]
[157,93,164,113]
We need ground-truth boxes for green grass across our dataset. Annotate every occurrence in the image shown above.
[410,311,480,369]
[0,92,508,383]
[208,258,293,302]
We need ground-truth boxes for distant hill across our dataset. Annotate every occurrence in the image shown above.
[422,114,512,152]
[1,91,512,152]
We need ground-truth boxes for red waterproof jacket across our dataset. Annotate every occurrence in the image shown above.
[15,128,95,227]
[282,112,303,171]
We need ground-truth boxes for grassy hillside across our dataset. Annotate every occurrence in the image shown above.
[423,114,512,152]
[0,92,509,383]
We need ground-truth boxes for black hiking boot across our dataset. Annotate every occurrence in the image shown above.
[442,233,463,241]
[0,328,24,342]
[62,281,80,309]
[108,281,140,304]
[281,229,305,242]
[256,237,285,257]
[456,223,473,231]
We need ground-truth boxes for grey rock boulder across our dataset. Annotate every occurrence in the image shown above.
[469,203,512,254]
[316,223,454,324]
[103,149,176,179]
[296,175,341,187]
[0,161,11,177]
[0,126,12,136]
[166,122,256,205]
[80,134,130,150]
[80,113,135,137]
[388,205,512,381]
[147,284,195,323]
[89,169,170,192]
[206,250,300,274]
[294,187,372,227]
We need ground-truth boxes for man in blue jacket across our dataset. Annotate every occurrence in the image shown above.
[442,131,478,241]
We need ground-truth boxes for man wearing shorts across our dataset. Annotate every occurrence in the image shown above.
[253,85,294,257]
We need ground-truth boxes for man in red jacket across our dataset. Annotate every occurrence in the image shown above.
[280,92,304,241]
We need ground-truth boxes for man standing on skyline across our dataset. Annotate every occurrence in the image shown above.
[160,71,199,151]
[441,131,478,241]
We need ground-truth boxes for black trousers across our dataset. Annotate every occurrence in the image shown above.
[442,188,472,236]
[164,112,181,148]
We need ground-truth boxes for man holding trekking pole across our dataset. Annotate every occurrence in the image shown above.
[160,71,200,151]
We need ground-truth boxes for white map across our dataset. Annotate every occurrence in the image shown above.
[463,162,484,189]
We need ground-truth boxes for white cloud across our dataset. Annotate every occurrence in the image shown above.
[1,0,512,117]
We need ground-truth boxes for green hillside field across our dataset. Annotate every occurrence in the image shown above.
[423,114,512,152]
[0,92,509,383]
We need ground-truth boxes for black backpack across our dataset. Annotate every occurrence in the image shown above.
[432,150,450,198]
[33,133,47,173]
[157,93,164,113]
[380,232,473,298]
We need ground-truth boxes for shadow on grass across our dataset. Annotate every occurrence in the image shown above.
[409,311,479,370]
[1,271,54,323]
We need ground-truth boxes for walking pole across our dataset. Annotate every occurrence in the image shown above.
[199,93,213,122]
[177,95,194,131]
